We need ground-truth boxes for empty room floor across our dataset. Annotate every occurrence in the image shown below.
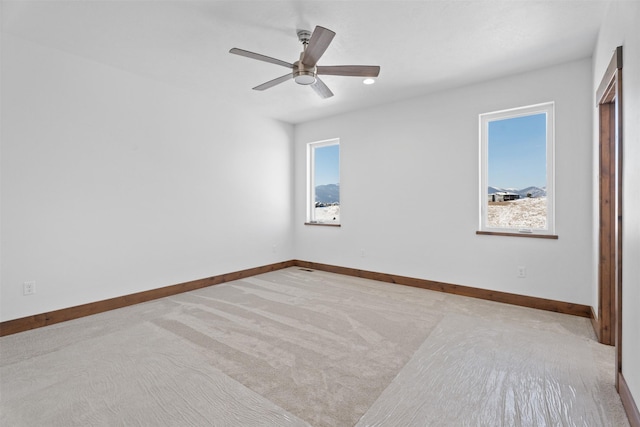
[0,268,629,426]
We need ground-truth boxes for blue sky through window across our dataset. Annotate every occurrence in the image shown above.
[314,144,340,186]
[488,113,546,189]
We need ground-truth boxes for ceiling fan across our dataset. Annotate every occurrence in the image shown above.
[229,26,380,99]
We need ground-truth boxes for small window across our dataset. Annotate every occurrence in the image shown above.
[479,102,555,235]
[307,139,340,225]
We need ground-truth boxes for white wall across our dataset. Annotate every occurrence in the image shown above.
[593,0,640,408]
[294,58,594,306]
[0,35,294,321]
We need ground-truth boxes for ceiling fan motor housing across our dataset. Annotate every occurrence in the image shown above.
[293,52,317,85]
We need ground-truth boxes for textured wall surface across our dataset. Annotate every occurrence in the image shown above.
[294,58,594,306]
[1,35,294,321]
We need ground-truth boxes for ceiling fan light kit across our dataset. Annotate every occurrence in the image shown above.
[230,25,380,98]
[294,71,316,85]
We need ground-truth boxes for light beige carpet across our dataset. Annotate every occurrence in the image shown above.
[0,268,630,426]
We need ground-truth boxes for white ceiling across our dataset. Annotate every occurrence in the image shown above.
[2,0,609,124]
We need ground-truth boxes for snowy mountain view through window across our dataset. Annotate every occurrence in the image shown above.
[308,140,340,224]
[480,103,555,234]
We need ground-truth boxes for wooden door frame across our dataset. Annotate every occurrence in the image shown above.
[595,46,623,389]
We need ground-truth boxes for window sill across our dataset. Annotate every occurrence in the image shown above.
[476,231,558,239]
[305,222,341,227]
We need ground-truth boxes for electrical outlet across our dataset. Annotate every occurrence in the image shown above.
[23,281,36,295]
[360,249,366,257]
[272,244,277,254]
[517,266,526,278]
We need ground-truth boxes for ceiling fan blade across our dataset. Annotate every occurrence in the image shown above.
[310,77,334,99]
[252,73,293,91]
[301,26,335,67]
[229,48,293,69]
[317,65,380,77]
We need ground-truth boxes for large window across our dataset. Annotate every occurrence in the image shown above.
[479,102,555,236]
[307,139,340,225]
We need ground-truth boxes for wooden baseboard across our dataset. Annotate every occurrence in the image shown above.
[620,373,640,427]
[0,259,593,337]
[0,261,295,337]
[293,260,592,318]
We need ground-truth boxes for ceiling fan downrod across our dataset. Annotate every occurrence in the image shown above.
[294,29,316,85]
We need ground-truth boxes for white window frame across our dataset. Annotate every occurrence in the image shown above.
[479,102,555,236]
[307,138,340,225]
